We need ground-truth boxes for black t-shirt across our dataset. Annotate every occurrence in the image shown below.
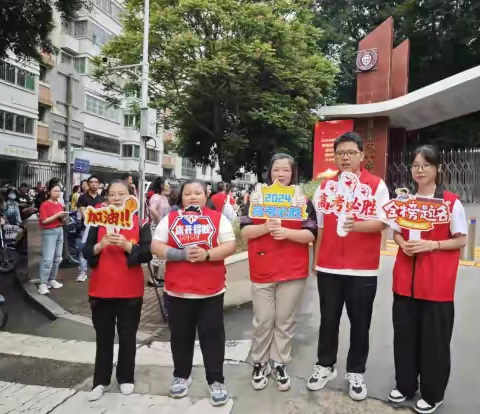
[18,193,33,213]
[77,192,104,209]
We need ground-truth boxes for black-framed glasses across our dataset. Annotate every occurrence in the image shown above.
[410,164,432,171]
[334,150,361,159]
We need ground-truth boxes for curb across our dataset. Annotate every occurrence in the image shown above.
[17,276,160,342]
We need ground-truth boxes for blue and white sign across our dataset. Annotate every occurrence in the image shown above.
[73,158,90,173]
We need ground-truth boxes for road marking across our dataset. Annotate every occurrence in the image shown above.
[0,381,233,414]
[0,332,251,366]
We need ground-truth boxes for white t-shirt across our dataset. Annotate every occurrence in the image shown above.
[153,214,236,299]
[391,197,468,239]
[313,179,390,277]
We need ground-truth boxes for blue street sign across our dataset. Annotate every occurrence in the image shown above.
[73,158,90,173]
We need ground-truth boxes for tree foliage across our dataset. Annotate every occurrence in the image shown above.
[313,0,480,148]
[96,0,337,182]
[0,0,89,62]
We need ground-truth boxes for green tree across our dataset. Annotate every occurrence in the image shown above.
[0,0,89,62]
[96,0,337,182]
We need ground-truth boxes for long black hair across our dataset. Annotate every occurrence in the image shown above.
[266,153,298,186]
[412,145,442,186]
[175,179,207,208]
[152,176,165,195]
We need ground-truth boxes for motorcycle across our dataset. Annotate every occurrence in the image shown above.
[0,216,19,274]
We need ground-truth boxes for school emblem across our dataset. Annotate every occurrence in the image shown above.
[356,49,378,72]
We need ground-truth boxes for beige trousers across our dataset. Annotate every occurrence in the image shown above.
[251,278,307,364]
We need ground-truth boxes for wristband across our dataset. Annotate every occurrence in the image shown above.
[166,247,188,261]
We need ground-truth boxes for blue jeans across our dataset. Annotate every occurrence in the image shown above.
[39,228,64,284]
[77,229,88,274]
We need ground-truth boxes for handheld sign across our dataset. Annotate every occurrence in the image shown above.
[169,205,216,248]
[382,188,451,232]
[315,172,378,237]
[248,180,308,221]
[85,196,139,234]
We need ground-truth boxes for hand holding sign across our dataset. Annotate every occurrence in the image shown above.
[85,196,139,233]
[187,245,208,262]
[249,183,264,205]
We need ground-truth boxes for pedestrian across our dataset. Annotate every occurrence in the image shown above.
[151,178,236,406]
[168,185,181,211]
[308,132,390,401]
[38,180,69,295]
[240,153,317,392]
[83,179,152,401]
[122,173,138,197]
[4,188,22,227]
[18,183,37,220]
[71,185,81,211]
[76,176,104,283]
[211,181,234,212]
[148,177,170,286]
[387,145,467,414]
[205,181,215,210]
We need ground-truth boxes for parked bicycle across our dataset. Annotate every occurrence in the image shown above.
[0,216,19,274]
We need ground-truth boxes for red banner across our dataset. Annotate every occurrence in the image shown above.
[313,120,354,179]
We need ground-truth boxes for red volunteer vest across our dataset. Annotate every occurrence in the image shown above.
[89,215,145,298]
[248,218,310,284]
[164,208,226,295]
[317,169,382,271]
[393,190,461,302]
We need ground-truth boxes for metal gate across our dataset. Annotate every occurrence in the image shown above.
[16,161,66,188]
[387,149,480,203]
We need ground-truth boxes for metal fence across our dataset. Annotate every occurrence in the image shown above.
[15,161,66,188]
[387,149,480,203]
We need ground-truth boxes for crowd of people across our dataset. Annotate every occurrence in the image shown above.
[0,132,467,413]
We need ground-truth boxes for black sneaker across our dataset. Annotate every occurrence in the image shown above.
[252,362,271,390]
[414,399,444,414]
[272,363,291,391]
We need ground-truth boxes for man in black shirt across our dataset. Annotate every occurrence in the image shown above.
[76,176,104,282]
[122,173,138,197]
[18,183,37,220]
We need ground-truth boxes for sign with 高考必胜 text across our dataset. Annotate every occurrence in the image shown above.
[383,189,451,231]
[85,196,139,232]
[169,206,216,248]
[248,181,308,221]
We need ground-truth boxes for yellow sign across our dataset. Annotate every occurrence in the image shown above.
[248,181,308,221]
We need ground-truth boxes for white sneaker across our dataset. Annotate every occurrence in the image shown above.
[389,389,407,403]
[345,373,367,401]
[307,364,337,391]
[76,273,88,282]
[414,399,444,414]
[252,362,271,390]
[119,383,134,395]
[49,280,63,289]
[272,362,291,392]
[88,385,108,401]
[210,381,228,406]
[170,377,192,399]
[38,284,50,295]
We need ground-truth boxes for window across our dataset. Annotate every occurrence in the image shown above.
[74,57,86,74]
[61,20,74,36]
[0,61,16,83]
[0,110,34,135]
[124,114,136,128]
[85,95,119,122]
[0,60,35,90]
[125,85,138,98]
[38,105,47,122]
[75,21,88,37]
[182,158,196,178]
[39,65,47,82]
[16,68,35,90]
[61,52,72,65]
[122,144,140,158]
[84,132,120,154]
[202,165,207,175]
[146,149,159,162]
[94,0,122,20]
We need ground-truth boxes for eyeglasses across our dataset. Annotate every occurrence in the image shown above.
[335,151,361,159]
[410,164,432,171]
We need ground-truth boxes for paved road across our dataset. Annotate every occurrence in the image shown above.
[1,256,479,413]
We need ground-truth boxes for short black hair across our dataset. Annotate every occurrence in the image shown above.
[413,145,442,185]
[122,173,132,180]
[87,175,100,183]
[20,183,29,189]
[217,181,226,192]
[176,179,208,208]
[152,176,165,194]
[334,132,364,152]
[47,180,62,192]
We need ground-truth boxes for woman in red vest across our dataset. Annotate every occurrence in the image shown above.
[151,179,236,406]
[240,153,317,392]
[83,179,152,401]
[388,146,467,414]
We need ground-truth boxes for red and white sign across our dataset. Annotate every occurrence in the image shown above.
[169,207,216,248]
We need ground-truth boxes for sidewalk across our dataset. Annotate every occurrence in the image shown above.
[49,265,167,335]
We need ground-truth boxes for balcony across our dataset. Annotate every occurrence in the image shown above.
[36,124,50,146]
[59,34,79,54]
[163,154,176,169]
[38,85,53,107]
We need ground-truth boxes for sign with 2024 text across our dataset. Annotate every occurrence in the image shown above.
[248,181,308,221]
[169,207,217,248]
[85,196,139,232]
[382,189,451,231]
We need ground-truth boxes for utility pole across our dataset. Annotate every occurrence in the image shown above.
[138,0,150,220]
[65,73,73,208]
